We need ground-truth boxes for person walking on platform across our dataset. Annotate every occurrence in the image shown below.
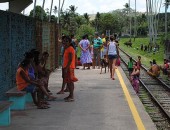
[107,35,118,80]
[62,36,78,102]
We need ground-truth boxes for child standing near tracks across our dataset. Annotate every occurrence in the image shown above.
[130,62,140,94]
[128,57,133,76]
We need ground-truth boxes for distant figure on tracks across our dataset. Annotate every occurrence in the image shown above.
[130,62,140,94]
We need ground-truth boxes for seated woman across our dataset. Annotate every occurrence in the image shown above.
[16,59,56,109]
[130,63,140,94]
[147,59,160,77]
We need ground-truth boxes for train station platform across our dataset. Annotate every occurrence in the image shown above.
[0,66,157,130]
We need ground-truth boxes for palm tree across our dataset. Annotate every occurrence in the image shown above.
[84,13,90,25]
[60,0,65,12]
[57,0,61,24]
[69,5,77,14]
[60,11,70,30]
[124,2,131,39]
[53,6,58,17]
[49,0,54,22]
[41,0,45,20]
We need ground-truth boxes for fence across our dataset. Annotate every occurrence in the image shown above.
[0,10,60,100]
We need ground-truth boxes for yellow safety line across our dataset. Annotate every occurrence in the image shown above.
[116,69,146,130]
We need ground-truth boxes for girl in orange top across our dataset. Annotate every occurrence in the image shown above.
[16,59,56,108]
[62,36,78,102]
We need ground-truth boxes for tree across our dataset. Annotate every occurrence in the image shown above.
[76,24,95,41]
[49,0,54,22]
[69,5,77,15]
[84,13,90,25]
[99,13,120,34]
[29,6,47,20]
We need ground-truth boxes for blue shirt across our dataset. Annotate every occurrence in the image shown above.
[93,38,102,49]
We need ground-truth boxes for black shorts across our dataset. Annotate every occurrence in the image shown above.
[108,55,117,60]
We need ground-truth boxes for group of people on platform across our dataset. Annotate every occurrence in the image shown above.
[15,31,170,109]
[65,32,120,80]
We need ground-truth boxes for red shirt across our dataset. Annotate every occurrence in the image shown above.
[63,46,75,69]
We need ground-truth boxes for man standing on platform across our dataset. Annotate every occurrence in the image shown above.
[93,32,103,69]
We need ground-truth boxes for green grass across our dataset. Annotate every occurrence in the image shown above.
[119,37,164,68]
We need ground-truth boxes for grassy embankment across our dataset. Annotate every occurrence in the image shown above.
[119,37,164,68]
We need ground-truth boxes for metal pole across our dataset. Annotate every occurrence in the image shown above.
[129,0,131,39]
[134,0,137,38]
[57,0,61,24]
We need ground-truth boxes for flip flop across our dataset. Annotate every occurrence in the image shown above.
[37,105,49,109]
[112,78,115,80]
[65,98,74,102]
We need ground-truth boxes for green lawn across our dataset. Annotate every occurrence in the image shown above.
[119,37,165,68]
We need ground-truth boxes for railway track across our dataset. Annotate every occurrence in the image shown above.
[119,48,170,130]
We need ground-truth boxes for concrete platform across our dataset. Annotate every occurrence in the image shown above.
[0,67,157,130]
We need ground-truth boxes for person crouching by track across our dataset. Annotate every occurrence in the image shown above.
[62,35,78,102]
[147,59,160,77]
[16,59,56,109]
[130,62,140,94]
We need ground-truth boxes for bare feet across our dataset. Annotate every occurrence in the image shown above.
[47,95,57,101]
[57,91,64,94]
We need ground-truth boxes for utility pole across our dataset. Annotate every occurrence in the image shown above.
[57,0,61,24]
[129,0,131,40]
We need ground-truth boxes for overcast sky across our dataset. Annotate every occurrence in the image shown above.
[0,0,169,15]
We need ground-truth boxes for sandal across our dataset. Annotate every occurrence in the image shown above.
[37,105,49,109]
[41,101,50,105]
[65,98,74,102]
[112,78,115,80]
[64,96,70,100]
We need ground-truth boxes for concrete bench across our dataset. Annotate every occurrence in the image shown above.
[6,87,26,110]
[0,101,12,126]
